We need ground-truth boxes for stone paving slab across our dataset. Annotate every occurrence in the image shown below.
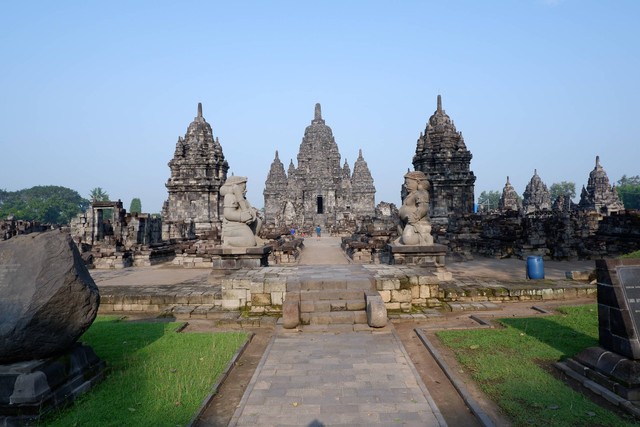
[228,329,447,427]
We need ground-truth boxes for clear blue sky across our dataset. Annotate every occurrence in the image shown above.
[1,1,638,213]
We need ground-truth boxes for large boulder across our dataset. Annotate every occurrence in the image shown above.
[0,232,100,364]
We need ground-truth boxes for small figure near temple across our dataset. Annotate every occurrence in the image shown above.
[221,176,263,247]
[396,171,433,246]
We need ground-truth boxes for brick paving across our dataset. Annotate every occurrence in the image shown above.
[228,329,446,427]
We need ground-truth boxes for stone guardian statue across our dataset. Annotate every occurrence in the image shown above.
[221,176,263,247]
[396,171,433,246]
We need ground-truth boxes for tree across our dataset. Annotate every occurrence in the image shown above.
[129,198,142,214]
[89,187,110,202]
[0,186,89,224]
[617,175,640,210]
[477,190,500,212]
[550,181,576,201]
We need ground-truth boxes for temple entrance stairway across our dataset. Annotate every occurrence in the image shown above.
[289,236,384,330]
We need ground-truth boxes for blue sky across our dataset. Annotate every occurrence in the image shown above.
[1,1,638,213]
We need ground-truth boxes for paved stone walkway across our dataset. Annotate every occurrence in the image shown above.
[228,329,446,426]
[227,237,447,426]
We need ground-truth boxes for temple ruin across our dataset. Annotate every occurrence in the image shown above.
[263,103,376,232]
[578,155,625,215]
[413,95,476,220]
[161,103,229,241]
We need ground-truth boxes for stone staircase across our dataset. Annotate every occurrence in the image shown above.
[283,265,387,330]
[299,275,372,326]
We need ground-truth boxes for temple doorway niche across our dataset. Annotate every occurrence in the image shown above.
[317,196,324,214]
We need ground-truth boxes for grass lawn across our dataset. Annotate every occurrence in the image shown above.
[437,305,638,427]
[40,317,248,427]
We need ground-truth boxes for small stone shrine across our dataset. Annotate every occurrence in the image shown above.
[263,103,376,232]
[0,232,104,424]
[522,169,552,214]
[578,156,625,215]
[412,95,476,221]
[499,176,521,213]
[557,259,640,414]
[162,103,229,241]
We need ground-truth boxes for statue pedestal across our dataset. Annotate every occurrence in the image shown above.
[210,245,272,274]
[0,344,105,425]
[386,243,448,267]
[557,347,640,409]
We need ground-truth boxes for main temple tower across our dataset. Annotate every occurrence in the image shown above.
[264,103,375,230]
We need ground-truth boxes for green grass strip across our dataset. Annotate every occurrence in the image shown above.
[437,305,637,427]
[41,316,248,427]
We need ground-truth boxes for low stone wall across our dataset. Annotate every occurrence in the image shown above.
[97,265,597,317]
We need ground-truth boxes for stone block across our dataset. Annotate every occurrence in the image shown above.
[251,293,271,306]
[400,302,412,312]
[249,281,265,294]
[222,288,248,301]
[391,289,412,303]
[271,291,284,306]
[282,299,299,329]
[385,302,401,310]
[265,278,287,293]
[378,290,391,303]
[411,285,420,299]
[379,278,399,291]
[221,299,241,310]
[366,295,387,328]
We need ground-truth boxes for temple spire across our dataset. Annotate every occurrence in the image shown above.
[314,103,322,121]
[596,155,600,167]
[437,95,442,113]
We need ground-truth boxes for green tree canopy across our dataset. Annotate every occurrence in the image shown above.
[0,186,89,224]
[550,181,576,201]
[89,187,110,202]
[477,190,501,212]
[617,175,640,210]
[129,198,142,214]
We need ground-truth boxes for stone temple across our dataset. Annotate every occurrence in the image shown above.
[413,95,476,220]
[263,103,376,231]
[578,156,624,215]
[162,103,229,240]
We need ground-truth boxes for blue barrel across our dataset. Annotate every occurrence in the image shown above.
[527,256,544,279]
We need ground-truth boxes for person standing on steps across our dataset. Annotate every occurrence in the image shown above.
[315,225,321,239]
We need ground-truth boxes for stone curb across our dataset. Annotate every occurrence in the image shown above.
[414,328,497,427]
[390,328,448,426]
[227,333,277,427]
[186,331,255,427]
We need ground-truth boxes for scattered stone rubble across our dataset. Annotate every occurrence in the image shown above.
[1,217,48,240]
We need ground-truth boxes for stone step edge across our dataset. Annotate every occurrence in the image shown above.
[300,299,366,313]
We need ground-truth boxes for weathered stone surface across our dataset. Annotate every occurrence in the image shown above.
[365,291,387,328]
[0,232,100,364]
[282,299,300,329]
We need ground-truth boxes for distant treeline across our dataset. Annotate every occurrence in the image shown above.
[0,186,89,225]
